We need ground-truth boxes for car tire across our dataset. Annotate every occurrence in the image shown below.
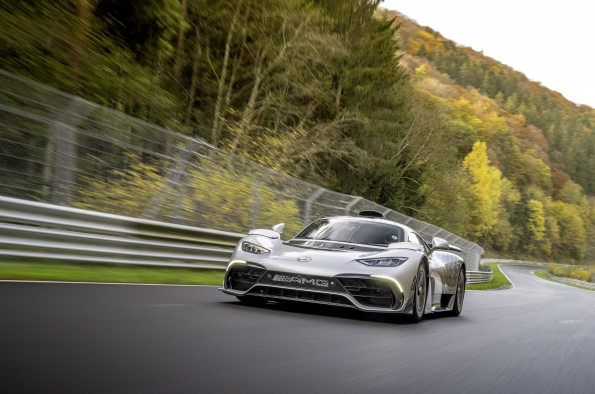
[236,295,269,306]
[409,263,427,323]
[450,268,465,316]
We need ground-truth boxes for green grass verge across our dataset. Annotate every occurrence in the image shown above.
[534,269,595,292]
[0,261,225,285]
[466,263,512,290]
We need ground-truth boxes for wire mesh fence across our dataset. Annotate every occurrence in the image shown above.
[0,69,484,269]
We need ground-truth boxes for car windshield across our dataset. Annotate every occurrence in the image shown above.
[294,219,404,246]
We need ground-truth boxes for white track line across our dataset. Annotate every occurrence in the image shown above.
[498,264,515,289]
[0,279,218,287]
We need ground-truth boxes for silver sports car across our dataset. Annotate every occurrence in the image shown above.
[220,211,465,322]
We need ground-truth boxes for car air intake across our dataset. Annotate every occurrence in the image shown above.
[227,264,266,291]
[336,277,395,308]
[358,210,386,219]
[247,286,353,306]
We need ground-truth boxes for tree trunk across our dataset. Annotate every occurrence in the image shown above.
[184,27,202,126]
[211,0,243,146]
[173,0,188,80]
[229,18,308,153]
[71,0,97,90]
[230,51,265,153]
[335,76,343,107]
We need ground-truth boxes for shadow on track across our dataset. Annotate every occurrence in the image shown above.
[223,299,459,325]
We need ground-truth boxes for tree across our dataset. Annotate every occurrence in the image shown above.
[463,141,502,238]
[550,202,587,259]
[526,199,546,247]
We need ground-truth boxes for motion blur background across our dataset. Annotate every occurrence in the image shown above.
[1,0,595,280]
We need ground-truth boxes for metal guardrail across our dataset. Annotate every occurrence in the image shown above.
[0,195,243,269]
[545,273,595,290]
[467,270,493,284]
[1,195,492,282]
[0,69,485,269]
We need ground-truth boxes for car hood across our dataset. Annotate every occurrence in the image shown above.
[235,236,405,276]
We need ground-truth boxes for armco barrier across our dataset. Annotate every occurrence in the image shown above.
[0,195,242,269]
[545,273,595,290]
[0,69,485,269]
[467,270,493,284]
[0,195,492,279]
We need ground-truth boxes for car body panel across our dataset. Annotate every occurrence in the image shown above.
[220,215,465,316]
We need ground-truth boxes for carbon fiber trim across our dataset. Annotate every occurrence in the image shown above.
[227,265,266,291]
[336,277,395,308]
[247,285,353,306]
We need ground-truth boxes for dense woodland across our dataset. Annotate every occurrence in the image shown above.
[1,0,594,264]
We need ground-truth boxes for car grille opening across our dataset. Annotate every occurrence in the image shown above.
[336,277,395,308]
[247,286,352,306]
[257,271,345,293]
[227,265,266,291]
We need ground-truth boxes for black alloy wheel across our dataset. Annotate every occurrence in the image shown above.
[410,263,427,323]
[450,268,465,316]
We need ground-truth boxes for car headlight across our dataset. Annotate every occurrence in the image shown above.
[357,257,408,267]
[242,242,270,254]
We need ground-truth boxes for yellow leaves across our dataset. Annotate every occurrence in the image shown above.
[522,150,552,193]
[414,64,427,82]
[500,177,520,206]
[187,166,303,235]
[74,151,304,235]
[74,152,165,217]
[452,98,473,115]
[406,38,420,55]
[550,201,587,259]
[463,141,502,237]
[526,200,546,242]
[511,113,526,124]
[417,31,444,53]
[483,113,508,133]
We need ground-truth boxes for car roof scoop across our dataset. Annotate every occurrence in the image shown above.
[358,210,386,219]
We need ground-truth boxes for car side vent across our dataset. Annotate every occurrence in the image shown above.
[358,210,386,219]
[227,265,266,291]
[336,277,395,308]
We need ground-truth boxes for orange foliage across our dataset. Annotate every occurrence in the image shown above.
[552,169,571,197]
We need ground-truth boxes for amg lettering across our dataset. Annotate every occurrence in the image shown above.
[316,279,329,287]
[272,275,329,288]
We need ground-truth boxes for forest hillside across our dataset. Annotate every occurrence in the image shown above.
[385,9,595,262]
[0,1,593,263]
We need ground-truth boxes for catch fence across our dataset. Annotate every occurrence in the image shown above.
[0,69,484,269]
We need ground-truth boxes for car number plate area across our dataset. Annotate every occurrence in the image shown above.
[259,271,344,293]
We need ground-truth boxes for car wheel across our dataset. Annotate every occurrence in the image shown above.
[236,296,269,306]
[410,263,427,323]
[450,269,465,316]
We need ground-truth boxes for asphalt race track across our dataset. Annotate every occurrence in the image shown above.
[1,265,595,394]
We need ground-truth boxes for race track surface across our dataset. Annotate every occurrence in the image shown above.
[1,265,595,394]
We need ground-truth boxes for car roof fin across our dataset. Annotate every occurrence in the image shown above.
[358,210,386,219]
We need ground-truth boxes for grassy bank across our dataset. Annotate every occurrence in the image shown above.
[466,263,512,290]
[534,270,595,292]
[0,262,225,285]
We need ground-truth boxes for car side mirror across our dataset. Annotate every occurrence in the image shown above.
[431,237,449,250]
[271,223,284,234]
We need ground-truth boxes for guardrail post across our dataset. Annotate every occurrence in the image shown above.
[143,138,199,221]
[304,188,324,225]
[250,183,261,229]
[50,98,92,206]
[344,196,362,216]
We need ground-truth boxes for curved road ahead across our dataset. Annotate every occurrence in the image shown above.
[1,266,595,394]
